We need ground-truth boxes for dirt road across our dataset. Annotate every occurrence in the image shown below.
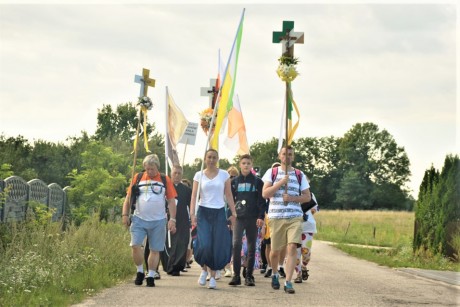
[73,240,459,306]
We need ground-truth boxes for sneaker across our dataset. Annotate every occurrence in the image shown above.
[302,268,309,281]
[208,277,217,289]
[153,271,161,280]
[278,267,286,278]
[224,269,232,277]
[134,272,145,285]
[242,267,247,278]
[186,262,191,268]
[260,264,267,274]
[215,270,221,280]
[284,281,295,294]
[228,275,241,286]
[264,268,272,278]
[245,275,255,286]
[271,274,280,290]
[172,271,180,276]
[198,270,208,286]
[294,275,303,283]
[146,277,155,287]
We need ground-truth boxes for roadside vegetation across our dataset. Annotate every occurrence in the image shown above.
[0,212,132,307]
[315,210,459,271]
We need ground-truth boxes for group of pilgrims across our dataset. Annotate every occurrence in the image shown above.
[121,145,318,294]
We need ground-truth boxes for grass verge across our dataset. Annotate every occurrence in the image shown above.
[0,215,133,306]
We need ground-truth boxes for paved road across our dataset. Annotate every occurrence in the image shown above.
[74,241,459,306]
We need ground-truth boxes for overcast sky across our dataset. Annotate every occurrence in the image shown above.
[0,1,457,198]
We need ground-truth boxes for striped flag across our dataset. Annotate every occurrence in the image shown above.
[210,9,245,151]
[223,94,249,155]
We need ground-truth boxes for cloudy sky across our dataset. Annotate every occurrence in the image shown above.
[0,1,457,197]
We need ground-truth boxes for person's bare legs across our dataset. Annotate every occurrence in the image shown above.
[284,243,297,282]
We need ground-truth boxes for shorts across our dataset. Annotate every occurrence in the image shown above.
[268,217,303,251]
[130,215,166,251]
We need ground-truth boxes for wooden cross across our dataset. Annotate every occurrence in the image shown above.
[272,21,304,57]
[134,68,156,97]
[200,78,218,108]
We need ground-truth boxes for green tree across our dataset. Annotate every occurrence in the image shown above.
[249,138,279,175]
[0,135,35,180]
[94,102,153,143]
[335,169,372,209]
[67,141,130,224]
[337,122,411,209]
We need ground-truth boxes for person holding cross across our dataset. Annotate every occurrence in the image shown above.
[262,146,311,294]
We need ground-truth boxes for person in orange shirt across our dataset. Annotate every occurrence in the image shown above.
[122,154,177,287]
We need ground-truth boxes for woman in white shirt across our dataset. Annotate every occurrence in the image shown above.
[190,149,237,289]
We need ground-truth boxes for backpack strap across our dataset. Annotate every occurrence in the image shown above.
[294,169,302,194]
[271,167,279,183]
[130,171,144,214]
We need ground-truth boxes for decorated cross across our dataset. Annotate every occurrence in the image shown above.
[272,21,304,57]
[200,78,219,108]
[134,68,156,97]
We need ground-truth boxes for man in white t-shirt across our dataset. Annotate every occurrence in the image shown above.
[262,146,311,294]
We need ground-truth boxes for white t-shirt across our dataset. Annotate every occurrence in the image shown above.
[135,178,167,221]
[193,169,229,209]
[262,167,310,219]
[302,193,318,233]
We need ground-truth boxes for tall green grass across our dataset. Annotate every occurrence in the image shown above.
[315,210,459,271]
[0,213,133,306]
[315,210,414,247]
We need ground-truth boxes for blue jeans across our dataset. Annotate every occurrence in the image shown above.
[193,206,232,271]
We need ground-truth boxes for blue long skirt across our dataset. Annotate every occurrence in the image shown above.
[193,206,232,271]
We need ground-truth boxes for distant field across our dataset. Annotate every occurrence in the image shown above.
[314,210,414,247]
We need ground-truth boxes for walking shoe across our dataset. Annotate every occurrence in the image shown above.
[134,272,145,285]
[278,267,286,278]
[172,271,180,276]
[264,268,272,278]
[186,262,191,268]
[294,275,303,283]
[146,277,155,287]
[245,275,255,286]
[260,264,267,274]
[208,277,217,289]
[215,270,221,280]
[302,268,309,280]
[198,270,208,286]
[284,281,295,294]
[224,268,232,277]
[271,274,280,290]
[242,267,247,278]
[153,271,161,280]
[228,275,241,286]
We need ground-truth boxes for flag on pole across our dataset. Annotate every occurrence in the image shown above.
[278,82,300,152]
[210,9,245,151]
[166,87,189,167]
[223,94,249,155]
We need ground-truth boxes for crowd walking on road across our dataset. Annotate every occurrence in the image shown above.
[123,146,318,294]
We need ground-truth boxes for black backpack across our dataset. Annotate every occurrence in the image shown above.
[130,171,167,214]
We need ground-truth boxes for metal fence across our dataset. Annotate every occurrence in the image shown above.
[0,176,67,222]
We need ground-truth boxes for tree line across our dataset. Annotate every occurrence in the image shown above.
[0,101,425,222]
